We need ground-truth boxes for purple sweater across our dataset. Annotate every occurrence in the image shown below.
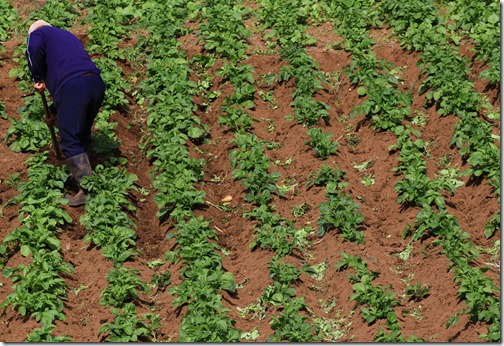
[25,26,100,98]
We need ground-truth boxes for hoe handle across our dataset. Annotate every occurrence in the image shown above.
[41,92,63,159]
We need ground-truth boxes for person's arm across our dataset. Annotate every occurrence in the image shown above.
[25,31,47,89]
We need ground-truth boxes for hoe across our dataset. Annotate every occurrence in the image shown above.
[40,91,63,159]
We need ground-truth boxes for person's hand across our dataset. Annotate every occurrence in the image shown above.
[34,82,46,93]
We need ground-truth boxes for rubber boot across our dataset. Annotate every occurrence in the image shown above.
[65,153,92,207]
[67,144,92,180]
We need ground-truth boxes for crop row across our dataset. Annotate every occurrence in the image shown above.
[1,2,78,340]
[321,1,428,340]
[79,1,160,341]
[0,153,72,341]
[183,0,344,340]
[133,0,243,341]
[258,0,365,243]
[195,0,324,341]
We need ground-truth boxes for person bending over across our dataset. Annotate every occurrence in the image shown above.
[26,20,106,207]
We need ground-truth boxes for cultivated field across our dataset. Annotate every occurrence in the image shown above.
[0,0,500,342]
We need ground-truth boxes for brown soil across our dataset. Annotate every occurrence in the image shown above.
[0,1,500,343]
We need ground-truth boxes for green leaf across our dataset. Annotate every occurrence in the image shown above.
[484,226,495,239]
[271,293,284,303]
[397,243,413,260]
[487,14,499,24]
[220,271,236,293]
[187,126,205,139]
[356,86,367,96]
[20,245,31,257]
[317,225,327,238]
[446,314,459,328]
[47,236,61,250]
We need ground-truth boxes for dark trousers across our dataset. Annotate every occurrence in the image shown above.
[54,74,106,158]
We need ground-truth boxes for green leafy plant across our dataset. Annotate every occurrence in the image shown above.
[306,164,347,189]
[305,128,338,160]
[350,274,397,324]
[25,325,72,342]
[291,202,311,217]
[403,283,430,302]
[0,152,73,333]
[6,114,50,153]
[245,205,303,256]
[230,133,281,206]
[98,303,161,342]
[318,184,365,242]
[166,216,241,341]
[375,326,425,342]
[1,250,73,326]
[80,163,140,265]
[100,267,150,308]
[151,270,171,291]
[269,258,301,285]
[336,252,379,284]
[218,105,254,131]
[258,90,277,108]
[268,297,320,342]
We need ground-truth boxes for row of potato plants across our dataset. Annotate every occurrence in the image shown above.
[133,0,242,341]
[260,0,330,128]
[78,0,160,341]
[378,3,500,341]
[0,152,73,341]
[251,1,332,341]
[0,0,8,129]
[0,2,82,341]
[438,0,500,85]
[375,1,500,340]
[258,0,366,243]
[193,0,328,341]
[231,134,321,341]
[336,252,425,342]
[319,0,426,340]
[380,0,500,239]
[0,1,17,57]
[324,0,500,341]
[82,163,159,342]
[230,133,322,341]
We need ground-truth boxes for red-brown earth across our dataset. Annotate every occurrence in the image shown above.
[0,1,500,342]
